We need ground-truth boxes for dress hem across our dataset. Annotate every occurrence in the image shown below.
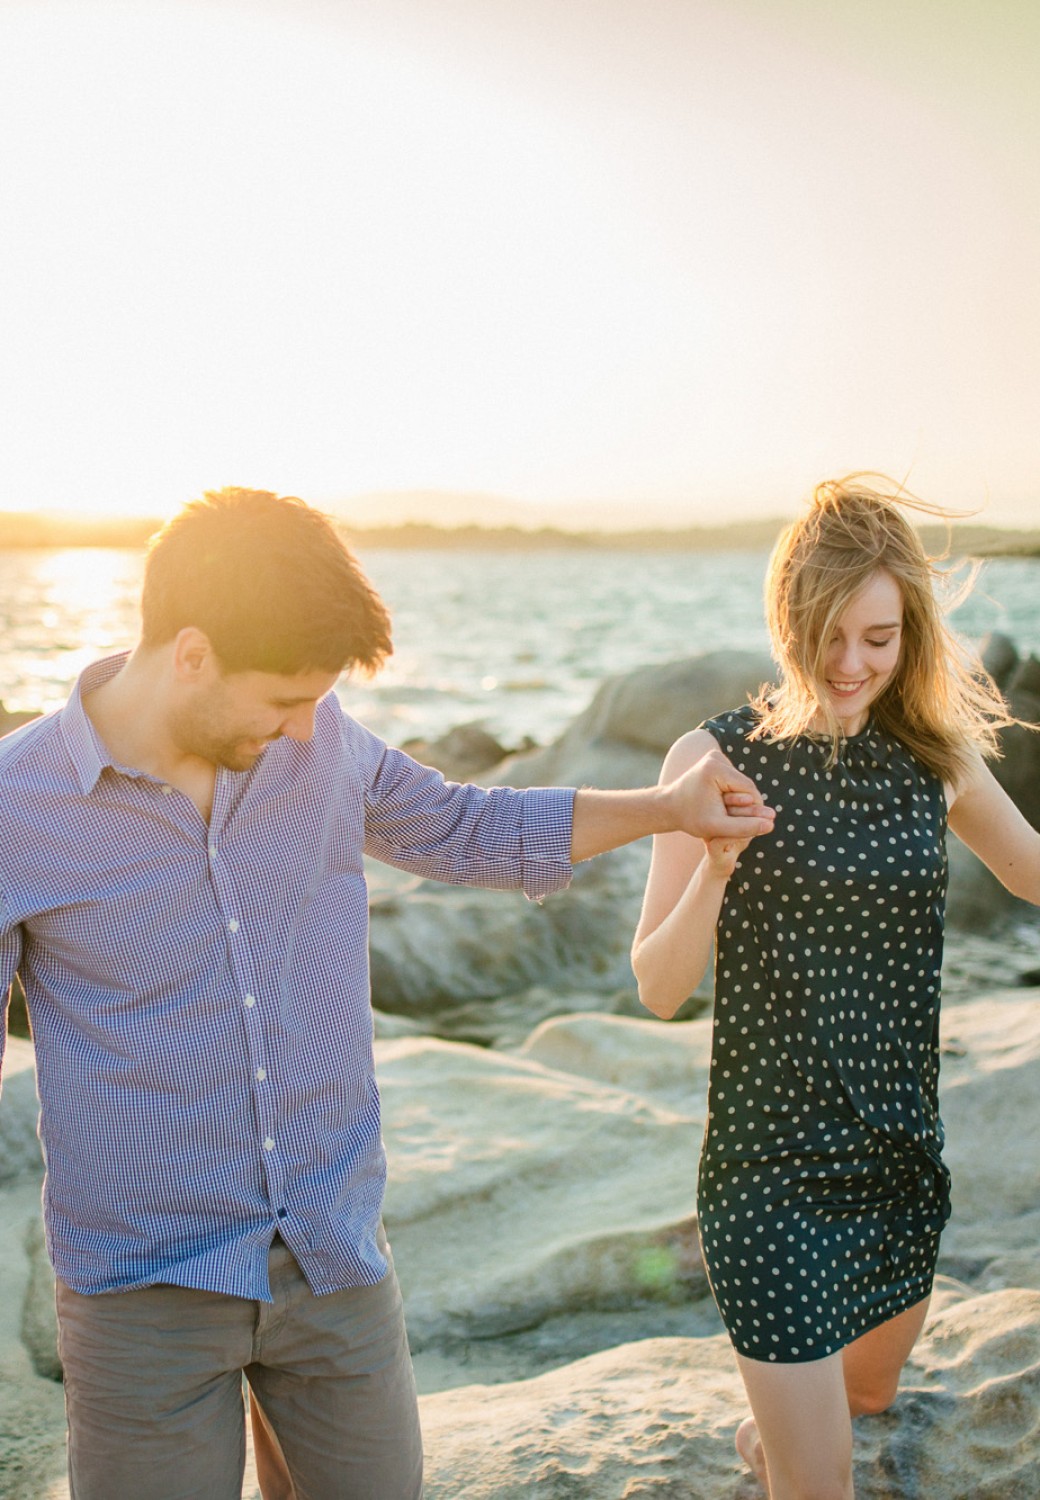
[725,1267,937,1366]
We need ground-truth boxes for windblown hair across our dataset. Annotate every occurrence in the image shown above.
[141,487,392,676]
[750,474,1016,786]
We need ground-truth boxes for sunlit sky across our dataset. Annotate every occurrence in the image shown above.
[1,0,1038,526]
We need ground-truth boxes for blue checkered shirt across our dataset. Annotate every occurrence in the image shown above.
[0,654,574,1299]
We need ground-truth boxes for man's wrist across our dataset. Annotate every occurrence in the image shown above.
[648,780,678,836]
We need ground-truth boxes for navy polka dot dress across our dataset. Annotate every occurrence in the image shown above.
[697,705,952,1364]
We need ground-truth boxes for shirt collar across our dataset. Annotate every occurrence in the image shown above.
[803,718,895,773]
[59,651,132,795]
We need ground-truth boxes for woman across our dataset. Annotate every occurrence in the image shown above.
[631,477,1040,1500]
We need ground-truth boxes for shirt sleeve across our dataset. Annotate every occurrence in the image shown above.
[0,893,23,1097]
[346,720,574,900]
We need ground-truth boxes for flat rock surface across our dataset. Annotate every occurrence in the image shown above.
[420,1283,1040,1499]
[6,987,1040,1497]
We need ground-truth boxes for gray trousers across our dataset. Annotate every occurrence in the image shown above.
[56,1234,424,1500]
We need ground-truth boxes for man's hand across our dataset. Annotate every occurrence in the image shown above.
[662,747,775,843]
[569,745,774,864]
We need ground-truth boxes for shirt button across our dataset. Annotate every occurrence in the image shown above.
[160,784,174,796]
[255,1067,266,1081]
[263,1137,275,1152]
[228,919,239,933]
[244,994,256,1008]
[209,844,218,858]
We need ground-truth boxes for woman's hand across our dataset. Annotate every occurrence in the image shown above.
[702,834,751,879]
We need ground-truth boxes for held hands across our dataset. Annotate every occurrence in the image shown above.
[630,743,772,1017]
[664,746,775,846]
[568,737,774,866]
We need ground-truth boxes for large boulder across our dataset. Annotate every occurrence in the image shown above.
[496,650,774,789]
[399,721,520,782]
[379,1020,712,1349]
[993,652,1040,832]
[931,994,1040,1286]
[420,1334,748,1498]
[946,651,1040,929]
[366,842,654,1025]
[980,630,1019,691]
[945,833,1038,931]
[8,989,1040,1497]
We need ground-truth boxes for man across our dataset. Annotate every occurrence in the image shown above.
[0,488,773,1500]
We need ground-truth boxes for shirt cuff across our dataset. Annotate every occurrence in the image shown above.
[519,786,576,900]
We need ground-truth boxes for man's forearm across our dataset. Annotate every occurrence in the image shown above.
[570,787,674,863]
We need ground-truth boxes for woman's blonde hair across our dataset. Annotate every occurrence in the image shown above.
[750,474,1016,785]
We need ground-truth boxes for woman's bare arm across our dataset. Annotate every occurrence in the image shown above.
[631,730,757,1019]
[947,749,1040,905]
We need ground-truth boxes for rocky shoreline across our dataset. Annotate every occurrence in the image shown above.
[2,641,1039,1498]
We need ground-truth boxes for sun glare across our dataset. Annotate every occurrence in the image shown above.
[0,2,1037,524]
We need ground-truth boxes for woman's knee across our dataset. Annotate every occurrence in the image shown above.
[847,1377,899,1417]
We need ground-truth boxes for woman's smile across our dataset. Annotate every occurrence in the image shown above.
[819,570,904,733]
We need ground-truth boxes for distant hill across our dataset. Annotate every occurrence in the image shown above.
[344,520,1040,555]
[0,513,160,548]
[334,490,761,533]
[343,518,789,551]
[918,524,1040,559]
[330,491,1040,550]
[0,509,1036,557]
[336,490,537,530]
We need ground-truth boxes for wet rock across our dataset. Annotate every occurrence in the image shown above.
[980,630,1019,690]
[400,721,516,781]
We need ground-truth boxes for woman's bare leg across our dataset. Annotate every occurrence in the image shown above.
[735,1351,853,1499]
[734,1295,931,1496]
[841,1295,930,1416]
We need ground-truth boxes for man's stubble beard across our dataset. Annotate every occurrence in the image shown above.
[171,695,276,774]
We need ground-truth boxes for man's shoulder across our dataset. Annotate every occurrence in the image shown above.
[0,713,71,870]
[0,707,65,784]
[316,693,385,766]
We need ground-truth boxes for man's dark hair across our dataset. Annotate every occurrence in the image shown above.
[141,488,392,675]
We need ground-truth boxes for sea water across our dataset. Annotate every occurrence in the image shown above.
[1,546,1037,750]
